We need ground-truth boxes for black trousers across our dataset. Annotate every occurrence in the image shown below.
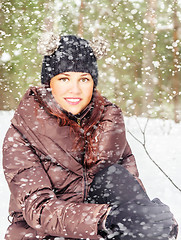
[87,164,151,240]
[87,164,149,206]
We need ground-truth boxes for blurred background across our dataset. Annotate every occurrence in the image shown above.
[0,0,181,122]
[1,1,181,238]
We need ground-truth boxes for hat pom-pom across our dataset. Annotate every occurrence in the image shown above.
[37,32,60,56]
[89,36,110,59]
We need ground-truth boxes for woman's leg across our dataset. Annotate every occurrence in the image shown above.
[87,164,174,240]
[87,163,149,205]
[87,164,150,239]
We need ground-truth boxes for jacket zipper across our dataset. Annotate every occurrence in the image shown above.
[77,118,81,126]
[82,134,87,201]
[83,165,87,201]
[78,118,87,201]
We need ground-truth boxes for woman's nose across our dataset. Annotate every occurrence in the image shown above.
[69,82,81,94]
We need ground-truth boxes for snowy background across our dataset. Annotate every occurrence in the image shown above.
[0,110,181,239]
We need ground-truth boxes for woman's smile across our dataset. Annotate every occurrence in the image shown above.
[64,97,82,105]
[50,72,94,115]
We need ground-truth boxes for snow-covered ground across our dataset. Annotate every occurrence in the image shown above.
[0,111,180,239]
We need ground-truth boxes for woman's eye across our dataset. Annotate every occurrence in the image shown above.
[59,78,69,82]
[80,78,89,83]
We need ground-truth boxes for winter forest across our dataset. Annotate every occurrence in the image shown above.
[1,0,181,121]
[0,0,181,239]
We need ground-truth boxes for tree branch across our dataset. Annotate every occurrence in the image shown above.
[127,118,181,193]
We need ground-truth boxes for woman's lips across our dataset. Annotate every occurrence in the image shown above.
[64,98,82,105]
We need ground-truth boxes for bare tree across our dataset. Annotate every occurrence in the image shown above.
[127,118,181,192]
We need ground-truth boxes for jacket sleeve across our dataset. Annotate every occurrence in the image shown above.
[87,105,143,184]
[3,124,109,238]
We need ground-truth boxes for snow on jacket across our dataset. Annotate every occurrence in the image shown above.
[3,86,141,239]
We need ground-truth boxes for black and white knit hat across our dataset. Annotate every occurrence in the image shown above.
[38,34,103,87]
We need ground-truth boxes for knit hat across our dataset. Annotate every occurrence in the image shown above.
[39,35,98,87]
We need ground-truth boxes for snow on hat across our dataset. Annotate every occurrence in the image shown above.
[38,34,99,86]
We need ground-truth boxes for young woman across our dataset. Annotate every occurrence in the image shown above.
[3,35,178,240]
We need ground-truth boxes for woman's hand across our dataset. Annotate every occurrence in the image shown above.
[104,198,174,240]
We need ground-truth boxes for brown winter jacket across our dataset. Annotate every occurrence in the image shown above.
[3,87,141,239]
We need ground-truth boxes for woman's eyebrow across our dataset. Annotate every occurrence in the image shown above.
[80,73,90,76]
[58,73,70,77]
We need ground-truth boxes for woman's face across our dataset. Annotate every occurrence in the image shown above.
[50,72,94,115]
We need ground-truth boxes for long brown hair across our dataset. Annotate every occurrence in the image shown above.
[34,87,105,165]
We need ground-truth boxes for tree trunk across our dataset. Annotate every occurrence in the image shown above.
[141,0,157,116]
[172,0,180,123]
[78,0,84,37]
[42,1,56,32]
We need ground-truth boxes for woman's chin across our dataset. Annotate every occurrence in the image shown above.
[65,107,81,115]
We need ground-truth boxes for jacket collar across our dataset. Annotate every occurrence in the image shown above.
[61,99,94,125]
[34,86,95,126]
